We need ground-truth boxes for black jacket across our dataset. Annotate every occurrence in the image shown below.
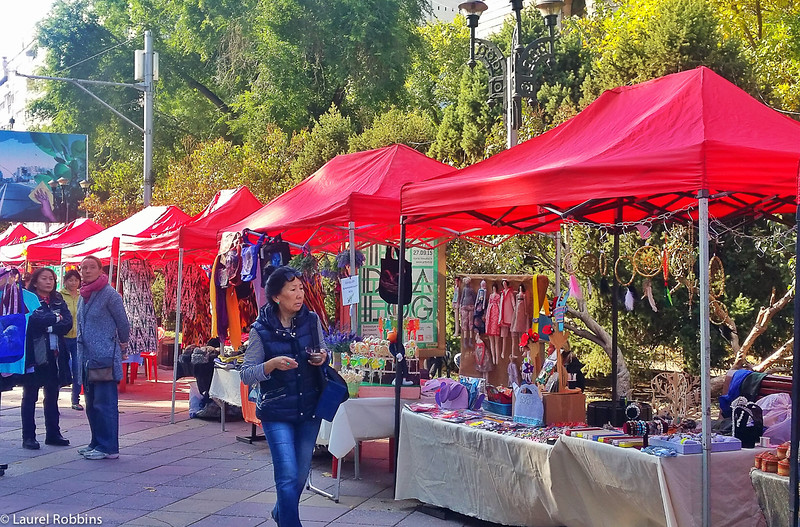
[25,291,73,387]
[252,305,324,423]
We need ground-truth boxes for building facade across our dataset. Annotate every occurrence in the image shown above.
[0,39,47,131]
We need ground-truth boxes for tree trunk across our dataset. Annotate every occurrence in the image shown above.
[565,304,631,398]
[753,338,794,372]
[733,288,794,368]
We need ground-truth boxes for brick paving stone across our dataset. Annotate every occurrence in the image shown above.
[187,514,265,527]
[333,508,411,525]
[162,498,231,514]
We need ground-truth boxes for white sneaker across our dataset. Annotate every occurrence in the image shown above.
[83,450,119,460]
[78,446,95,456]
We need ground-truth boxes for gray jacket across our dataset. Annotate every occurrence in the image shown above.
[76,284,131,383]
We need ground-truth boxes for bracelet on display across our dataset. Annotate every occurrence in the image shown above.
[625,402,641,420]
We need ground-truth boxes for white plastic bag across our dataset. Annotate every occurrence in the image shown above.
[756,392,791,428]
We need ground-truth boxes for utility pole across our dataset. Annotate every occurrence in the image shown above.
[142,30,154,206]
[17,31,158,206]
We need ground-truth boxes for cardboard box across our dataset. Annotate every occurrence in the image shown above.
[357,384,420,399]
[542,391,586,425]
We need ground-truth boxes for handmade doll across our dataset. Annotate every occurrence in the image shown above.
[452,277,461,336]
[473,279,488,337]
[499,279,515,358]
[485,283,501,364]
[511,284,530,358]
[460,277,477,346]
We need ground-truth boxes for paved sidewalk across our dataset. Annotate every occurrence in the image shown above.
[0,375,496,527]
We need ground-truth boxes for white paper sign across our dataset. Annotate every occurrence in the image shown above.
[340,275,359,306]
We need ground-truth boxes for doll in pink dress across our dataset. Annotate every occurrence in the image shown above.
[485,283,501,365]
[499,279,515,358]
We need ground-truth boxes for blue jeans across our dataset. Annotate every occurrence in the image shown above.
[262,418,322,527]
[84,380,119,454]
[65,338,80,405]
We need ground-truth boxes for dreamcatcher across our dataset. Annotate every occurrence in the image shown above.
[708,255,728,325]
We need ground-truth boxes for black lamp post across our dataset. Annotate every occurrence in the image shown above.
[57,177,69,223]
[459,0,564,148]
[79,179,90,218]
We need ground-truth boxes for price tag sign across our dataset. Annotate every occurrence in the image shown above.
[340,275,359,306]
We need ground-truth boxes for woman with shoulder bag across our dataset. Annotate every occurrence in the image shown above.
[240,266,327,527]
[21,268,73,450]
[77,255,130,461]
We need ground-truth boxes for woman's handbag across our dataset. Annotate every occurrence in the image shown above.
[0,276,27,364]
[378,247,412,305]
[313,365,349,421]
[85,357,115,382]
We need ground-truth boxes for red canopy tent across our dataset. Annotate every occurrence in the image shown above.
[223,144,496,251]
[401,67,800,526]
[119,187,262,264]
[118,187,263,423]
[0,218,104,265]
[0,224,36,247]
[61,205,190,263]
[402,66,797,231]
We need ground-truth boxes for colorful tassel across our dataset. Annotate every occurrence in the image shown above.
[569,274,583,301]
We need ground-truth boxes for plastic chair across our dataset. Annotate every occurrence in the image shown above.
[141,352,158,381]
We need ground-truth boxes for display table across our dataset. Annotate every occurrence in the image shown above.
[751,469,793,527]
[551,434,765,527]
[310,397,412,502]
[396,408,561,527]
[209,367,242,432]
[395,409,766,527]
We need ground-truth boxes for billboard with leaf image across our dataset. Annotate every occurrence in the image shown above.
[0,130,88,222]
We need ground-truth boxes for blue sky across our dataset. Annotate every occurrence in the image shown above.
[1,0,56,60]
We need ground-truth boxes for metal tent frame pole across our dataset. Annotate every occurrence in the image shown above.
[349,222,358,334]
[393,218,407,489]
[791,198,800,527]
[170,248,184,424]
[697,190,711,527]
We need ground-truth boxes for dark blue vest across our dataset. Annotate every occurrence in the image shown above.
[252,305,323,423]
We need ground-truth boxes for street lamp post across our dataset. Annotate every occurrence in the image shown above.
[79,179,90,218]
[459,0,563,148]
[57,177,69,223]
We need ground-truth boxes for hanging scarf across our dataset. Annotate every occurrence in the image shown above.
[80,274,109,300]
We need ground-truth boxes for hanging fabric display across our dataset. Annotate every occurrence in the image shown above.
[120,258,158,363]
[164,261,212,346]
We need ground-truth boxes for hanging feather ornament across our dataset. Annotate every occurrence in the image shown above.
[586,278,592,299]
[642,279,658,312]
[624,285,636,311]
[569,274,583,301]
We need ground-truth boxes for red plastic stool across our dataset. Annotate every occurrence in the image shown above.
[142,352,158,381]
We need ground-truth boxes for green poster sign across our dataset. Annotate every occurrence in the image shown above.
[359,245,438,348]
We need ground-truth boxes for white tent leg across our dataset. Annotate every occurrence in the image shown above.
[555,231,561,292]
[170,248,184,424]
[698,191,711,527]
[108,257,115,291]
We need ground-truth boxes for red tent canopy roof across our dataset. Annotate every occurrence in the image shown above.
[402,67,800,232]
[119,187,262,264]
[0,218,104,264]
[0,224,36,247]
[62,205,190,263]
[225,144,460,250]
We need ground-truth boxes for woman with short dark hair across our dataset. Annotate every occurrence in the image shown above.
[241,266,327,527]
[21,267,73,449]
[61,269,82,410]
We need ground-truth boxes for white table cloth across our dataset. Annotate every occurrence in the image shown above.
[209,367,242,407]
[396,409,766,527]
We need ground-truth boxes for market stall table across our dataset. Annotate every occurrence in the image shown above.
[311,397,413,502]
[395,408,561,527]
[751,469,794,527]
[208,366,243,432]
[395,409,766,527]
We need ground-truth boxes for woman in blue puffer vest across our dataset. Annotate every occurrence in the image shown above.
[241,266,327,527]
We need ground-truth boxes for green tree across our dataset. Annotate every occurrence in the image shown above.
[289,106,354,181]
[348,108,437,153]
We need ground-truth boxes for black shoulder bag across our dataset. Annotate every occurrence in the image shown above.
[311,314,349,421]
[378,246,412,305]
